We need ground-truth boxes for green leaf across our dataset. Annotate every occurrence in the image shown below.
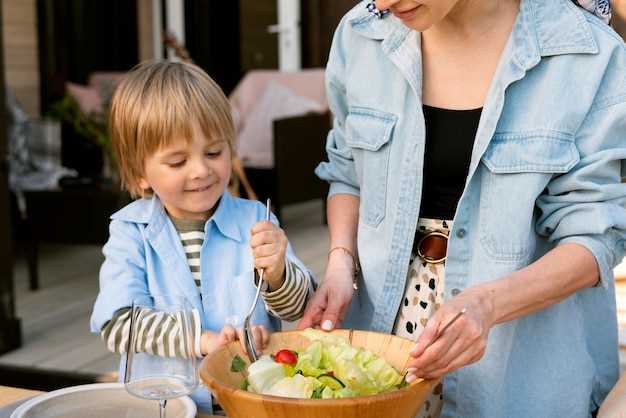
[230,354,247,372]
[239,378,249,390]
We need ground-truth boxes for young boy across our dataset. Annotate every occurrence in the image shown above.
[90,61,314,411]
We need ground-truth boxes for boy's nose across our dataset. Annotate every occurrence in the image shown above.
[190,159,211,179]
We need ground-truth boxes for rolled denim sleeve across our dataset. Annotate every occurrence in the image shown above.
[314,17,360,199]
[536,100,626,288]
[90,219,150,332]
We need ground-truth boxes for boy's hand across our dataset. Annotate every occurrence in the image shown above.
[250,221,288,290]
[200,325,270,356]
[200,326,237,356]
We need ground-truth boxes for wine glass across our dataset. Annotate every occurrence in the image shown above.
[124,295,199,418]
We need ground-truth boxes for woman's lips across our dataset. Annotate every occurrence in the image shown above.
[393,5,421,21]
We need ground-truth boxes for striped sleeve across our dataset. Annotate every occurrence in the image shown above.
[261,259,313,322]
[100,307,203,358]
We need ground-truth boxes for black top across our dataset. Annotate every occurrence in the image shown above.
[419,105,482,220]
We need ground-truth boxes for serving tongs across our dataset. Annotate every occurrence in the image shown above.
[242,198,271,362]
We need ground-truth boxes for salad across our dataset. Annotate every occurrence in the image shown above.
[230,329,407,399]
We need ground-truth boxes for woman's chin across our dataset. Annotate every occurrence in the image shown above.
[402,19,434,32]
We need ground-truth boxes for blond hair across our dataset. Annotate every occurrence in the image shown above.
[109,61,235,197]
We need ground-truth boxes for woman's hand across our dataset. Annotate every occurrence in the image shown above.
[250,221,288,290]
[200,325,270,357]
[298,250,355,330]
[405,287,495,381]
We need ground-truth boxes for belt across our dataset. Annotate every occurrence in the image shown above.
[413,230,448,264]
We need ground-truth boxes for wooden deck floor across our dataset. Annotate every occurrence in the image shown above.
[0,200,329,377]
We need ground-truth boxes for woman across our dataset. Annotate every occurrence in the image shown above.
[299,0,626,417]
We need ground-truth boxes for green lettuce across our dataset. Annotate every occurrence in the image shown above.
[244,330,405,399]
[294,340,328,377]
[266,374,321,399]
[247,355,286,394]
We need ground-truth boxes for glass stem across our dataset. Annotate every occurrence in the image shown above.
[159,399,167,418]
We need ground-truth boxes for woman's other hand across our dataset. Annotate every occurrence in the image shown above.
[298,249,355,330]
[405,287,496,381]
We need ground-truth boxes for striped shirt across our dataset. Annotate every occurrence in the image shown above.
[100,216,313,357]
[170,218,205,291]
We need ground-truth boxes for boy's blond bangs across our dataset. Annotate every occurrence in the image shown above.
[109,61,235,197]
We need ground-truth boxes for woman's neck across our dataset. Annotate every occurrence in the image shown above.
[425,0,520,45]
[419,0,520,109]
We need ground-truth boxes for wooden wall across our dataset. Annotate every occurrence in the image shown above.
[137,0,156,62]
[2,0,39,117]
[0,0,23,356]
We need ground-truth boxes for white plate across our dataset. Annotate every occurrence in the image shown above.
[11,383,196,418]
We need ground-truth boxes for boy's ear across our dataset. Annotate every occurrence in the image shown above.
[138,177,150,191]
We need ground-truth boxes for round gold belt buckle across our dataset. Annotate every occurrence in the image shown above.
[416,231,448,264]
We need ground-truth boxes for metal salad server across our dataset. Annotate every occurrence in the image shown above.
[242,198,271,362]
[433,307,467,342]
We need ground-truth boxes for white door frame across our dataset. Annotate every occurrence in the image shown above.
[150,0,164,60]
[165,0,185,61]
[269,0,301,71]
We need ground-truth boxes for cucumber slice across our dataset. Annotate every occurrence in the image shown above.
[318,374,345,390]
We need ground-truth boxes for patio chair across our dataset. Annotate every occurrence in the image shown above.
[229,69,330,221]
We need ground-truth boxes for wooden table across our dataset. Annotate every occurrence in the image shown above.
[0,386,41,408]
[0,385,221,417]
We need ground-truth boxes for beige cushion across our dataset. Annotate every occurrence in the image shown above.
[236,81,324,169]
[229,69,327,130]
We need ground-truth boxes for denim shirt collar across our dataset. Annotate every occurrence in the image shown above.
[349,0,598,65]
[208,191,243,242]
[110,191,243,243]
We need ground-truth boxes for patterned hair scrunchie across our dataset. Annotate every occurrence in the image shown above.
[365,1,389,19]
[366,0,612,24]
[574,0,612,23]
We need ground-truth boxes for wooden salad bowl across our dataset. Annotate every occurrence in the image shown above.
[199,329,439,418]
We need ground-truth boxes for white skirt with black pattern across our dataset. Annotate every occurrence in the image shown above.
[393,217,450,418]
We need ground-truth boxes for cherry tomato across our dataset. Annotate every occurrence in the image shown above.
[274,349,298,365]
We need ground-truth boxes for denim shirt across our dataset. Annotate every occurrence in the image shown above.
[90,191,310,411]
[315,1,626,417]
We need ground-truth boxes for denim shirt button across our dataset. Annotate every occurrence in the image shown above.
[451,288,461,296]
[456,228,467,239]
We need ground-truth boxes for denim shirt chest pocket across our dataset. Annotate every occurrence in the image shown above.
[479,131,580,262]
[344,107,397,227]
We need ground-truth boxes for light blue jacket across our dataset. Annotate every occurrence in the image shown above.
[316,1,626,417]
[90,191,310,411]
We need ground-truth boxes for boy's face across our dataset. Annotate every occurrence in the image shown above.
[138,121,232,221]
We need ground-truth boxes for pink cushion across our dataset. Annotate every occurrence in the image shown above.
[88,72,127,90]
[66,82,102,115]
[236,81,324,169]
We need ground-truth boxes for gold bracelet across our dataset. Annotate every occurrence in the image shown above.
[328,246,360,290]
